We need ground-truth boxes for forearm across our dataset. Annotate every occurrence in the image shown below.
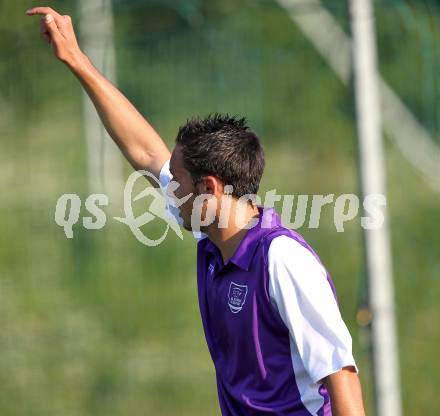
[69,52,170,176]
[323,367,366,416]
[26,7,171,181]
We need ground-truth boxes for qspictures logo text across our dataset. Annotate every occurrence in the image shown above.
[54,170,387,247]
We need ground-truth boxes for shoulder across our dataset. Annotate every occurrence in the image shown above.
[266,234,335,306]
[267,235,327,280]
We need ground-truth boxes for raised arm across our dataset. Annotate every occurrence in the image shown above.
[26,7,171,183]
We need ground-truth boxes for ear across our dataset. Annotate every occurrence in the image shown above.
[196,175,221,196]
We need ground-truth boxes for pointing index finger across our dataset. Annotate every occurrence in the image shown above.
[26,7,62,20]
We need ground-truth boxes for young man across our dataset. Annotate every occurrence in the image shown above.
[27,8,366,415]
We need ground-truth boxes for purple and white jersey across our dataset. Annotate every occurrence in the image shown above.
[159,161,358,415]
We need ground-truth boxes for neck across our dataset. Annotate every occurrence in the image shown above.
[205,201,260,264]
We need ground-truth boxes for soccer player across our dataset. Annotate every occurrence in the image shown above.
[27,8,366,415]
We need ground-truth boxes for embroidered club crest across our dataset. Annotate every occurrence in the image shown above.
[228,282,248,313]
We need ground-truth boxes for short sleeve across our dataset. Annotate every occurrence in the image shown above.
[268,235,358,384]
[158,160,206,241]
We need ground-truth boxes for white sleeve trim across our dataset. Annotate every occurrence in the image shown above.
[158,159,183,225]
[268,235,358,384]
[159,160,172,190]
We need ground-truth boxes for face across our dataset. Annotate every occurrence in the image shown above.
[169,145,223,231]
[168,145,199,231]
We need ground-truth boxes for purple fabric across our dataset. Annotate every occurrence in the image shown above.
[317,384,332,416]
[252,292,267,380]
[196,207,335,415]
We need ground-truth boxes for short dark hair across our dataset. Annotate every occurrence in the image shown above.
[175,113,265,198]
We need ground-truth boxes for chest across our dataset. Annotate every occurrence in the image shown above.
[203,256,266,345]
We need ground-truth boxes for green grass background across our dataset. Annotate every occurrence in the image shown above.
[0,0,439,414]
